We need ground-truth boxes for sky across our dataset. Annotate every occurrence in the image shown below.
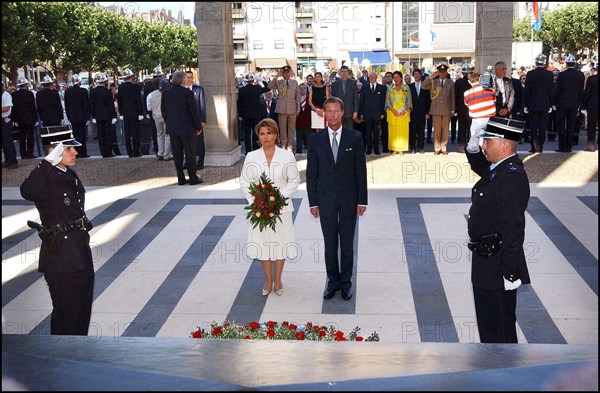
[98,2,195,21]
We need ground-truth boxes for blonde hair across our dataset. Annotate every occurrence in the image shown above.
[254,118,280,138]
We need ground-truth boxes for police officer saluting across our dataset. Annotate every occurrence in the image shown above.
[465,118,531,343]
[20,128,94,336]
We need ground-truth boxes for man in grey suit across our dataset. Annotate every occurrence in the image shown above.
[331,65,359,129]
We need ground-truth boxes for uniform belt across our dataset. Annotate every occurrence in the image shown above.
[47,218,92,234]
[468,233,502,257]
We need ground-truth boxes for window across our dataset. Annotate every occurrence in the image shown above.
[253,41,263,50]
[274,40,284,49]
[434,2,475,23]
[375,5,382,18]
[375,28,383,43]
[402,2,419,49]
[343,29,352,44]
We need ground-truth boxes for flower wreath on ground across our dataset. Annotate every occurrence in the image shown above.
[191,321,380,341]
[244,173,288,232]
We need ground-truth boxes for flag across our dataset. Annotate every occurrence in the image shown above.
[431,27,437,42]
[409,37,420,48]
[293,31,298,47]
[531,2,542,31]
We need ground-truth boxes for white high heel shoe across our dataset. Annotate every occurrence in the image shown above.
[274,283,283,296]
[262,283,272,296]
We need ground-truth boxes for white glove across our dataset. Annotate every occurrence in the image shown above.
[111,118,117,125]
[503,277,522,291]
[138,115,144,121]
[119,115,123,121]
[523,107,529,114]
[580,109,587,115]
[552,105,557,111]
[35,121,40,126]
[44,142,64,166]
[255,74,264,83]
[85,120,90,126]
[60,119,65,126]
[92,118,97,124]
[145,114,150,119]
[13,122,19,127]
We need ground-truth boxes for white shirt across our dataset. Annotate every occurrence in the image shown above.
[328,126,341,148]
[2,90,13,120]
[495,76,506,103]
[489,153,516,171]
[415,81,421,96]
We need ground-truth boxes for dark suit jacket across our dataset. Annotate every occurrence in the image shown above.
[36,88,64,125]
[523,66,554,112]
[511,78,523,117]
[494,76,515,116]
[161,84,201,136]
[89,85,117,121]
[191,84,207,124]
[237,82,270,120]
[20,160,93,273]
[11,88,38,125]
[408,82,431,118]
[117,81,143,119]
[554,67,585,110]
[260,97,278,123]
[306,127,368,217]
[331,79,359,119]
[454,77,471,117]
[358,82,386,120]
[64,85,90,123]
[582,74,598,112]
[466,151,531,290]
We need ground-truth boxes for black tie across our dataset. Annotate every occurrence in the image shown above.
[371,84,374,94]
[286,80,289,87]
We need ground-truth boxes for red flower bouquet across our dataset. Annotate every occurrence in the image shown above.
[245,173,288,232]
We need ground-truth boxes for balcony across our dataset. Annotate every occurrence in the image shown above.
[233,29,246,41]
[295,7,313,18]
[296,27,313,38]
[234,49,248,60]
[231,8,245,19]
[296,47,315,58]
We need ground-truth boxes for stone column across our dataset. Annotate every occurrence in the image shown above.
[196,2,242,166]
[475,3,514,74]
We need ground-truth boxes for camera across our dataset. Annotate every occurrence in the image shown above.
[480,65,494,89]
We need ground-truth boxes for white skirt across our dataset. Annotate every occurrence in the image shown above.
[246,212,297,261]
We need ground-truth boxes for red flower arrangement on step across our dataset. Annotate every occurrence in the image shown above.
[245,173,288,232]
[191,321,379,341]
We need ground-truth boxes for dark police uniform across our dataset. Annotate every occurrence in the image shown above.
[554,66,584,151]
[36,86,64,126]
[117,80,143,157]
[20,129,94,335]
[466,118,531,343]
[64,83,91,157]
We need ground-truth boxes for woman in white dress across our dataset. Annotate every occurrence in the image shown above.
[240,118,300,296]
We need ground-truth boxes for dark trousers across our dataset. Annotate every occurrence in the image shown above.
[97,120,113,157]
[426,116,433,143]
[364,117,381,153]
[295,127,312,154]
[320,213,357,292]
[111,124,121,155]
[2,119,18,164]
[409,115,426,150]
[170,132,199,184]
[548,109,557,140]
[71,122,88,156]
[473,285,518,343]
[380,117,389,151]
[196,131,205,167]
[123,118,140,156]
[457,114,471,147]
[243,118,260,154]
[586,111,598,148]
[150,118,158,154]
[529,111,549,152]
[557,108,578,150]
[19,123,35,157]
[44,270,95,335]
[450,114,458,142]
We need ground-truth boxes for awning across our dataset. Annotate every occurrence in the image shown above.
[348,50,392,66]
[254,58,288,69]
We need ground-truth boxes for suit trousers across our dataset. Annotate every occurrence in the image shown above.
[196,131,205,167]
[278,114,296,151]
[364,117,381,153]
[529,111,549,152]
[457,114,472,147]
[19,124,36,157]
[380,117,389,151]
[44,270,95,335]
[71,122,88,156]
[433,115,450,152]
[320,213,357,292]
[450,115,458,142]
[243,118,260,154]
[170,132,199,183]
[409,115,426,151]
[123,118,141,156]
[473,285,518,343]
[2,119,17,164]
[586,111,598,148]
[295,127,312,154]
[96,120,114,157]
[557,108,578,150]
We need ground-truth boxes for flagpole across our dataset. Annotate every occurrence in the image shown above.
[530,26,534,66]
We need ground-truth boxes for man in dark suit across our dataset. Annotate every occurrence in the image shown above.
[20,128,94,335]
[117,68,144,157]
[554,55,585,152]
[11,77,38,159]
[358,71,386,155]
[64,74,91,157]
[465,118,530,343]
[358,69,369,85]
[454,64,473,153]
[89,73,117,158]
[185,71,209,169]
[306,97,368,301]
[330,65,359,129]
[260,90,278,124]
[161,70,203,186]
[237,71,271,154]
[36,75,64,128]
[582,68,598,152]
[493,62,515,118]
[523,53,554,153]
[408,68,431,154]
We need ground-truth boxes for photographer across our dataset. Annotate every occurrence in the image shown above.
[20,128,94,335]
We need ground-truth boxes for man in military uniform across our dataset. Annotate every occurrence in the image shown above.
[20,128,94,335]
[465,117,531,343]
[268,65,301,152]
[64,74,91,157]
[422,63,455,155]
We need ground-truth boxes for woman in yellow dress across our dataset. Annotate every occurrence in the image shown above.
[386,71,412,155]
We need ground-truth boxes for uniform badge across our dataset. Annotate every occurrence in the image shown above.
[64,197,71,206]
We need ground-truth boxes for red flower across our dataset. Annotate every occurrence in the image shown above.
[289,323,297,330]
[335,336,346,341]
[250,321,260,330]
[296,331,305,340]
[282,321,289,326]
[266,321,276,329]
[270,191,275,196]
[213,326,223,335]
[223,323,230,328]
[192,330,202,338]
[306,322,313,330]
[267,329,275,338]
[356,336,364,341]
[244,335,251,340]
[319,330,326,337]
[335,331,344,339]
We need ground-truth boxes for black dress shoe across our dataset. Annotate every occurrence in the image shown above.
[341,289,353,301]
[382,149,390,153]
[188,178,203,185]
[583,147,596,152]
[374,151,381,155]
[555,149,568,153]
[323,288,337,300]
[178,179,189,186]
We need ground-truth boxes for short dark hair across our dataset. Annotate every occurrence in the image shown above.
[323,96,344,112]
[412,68,422,76]
[339,65,349,71]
